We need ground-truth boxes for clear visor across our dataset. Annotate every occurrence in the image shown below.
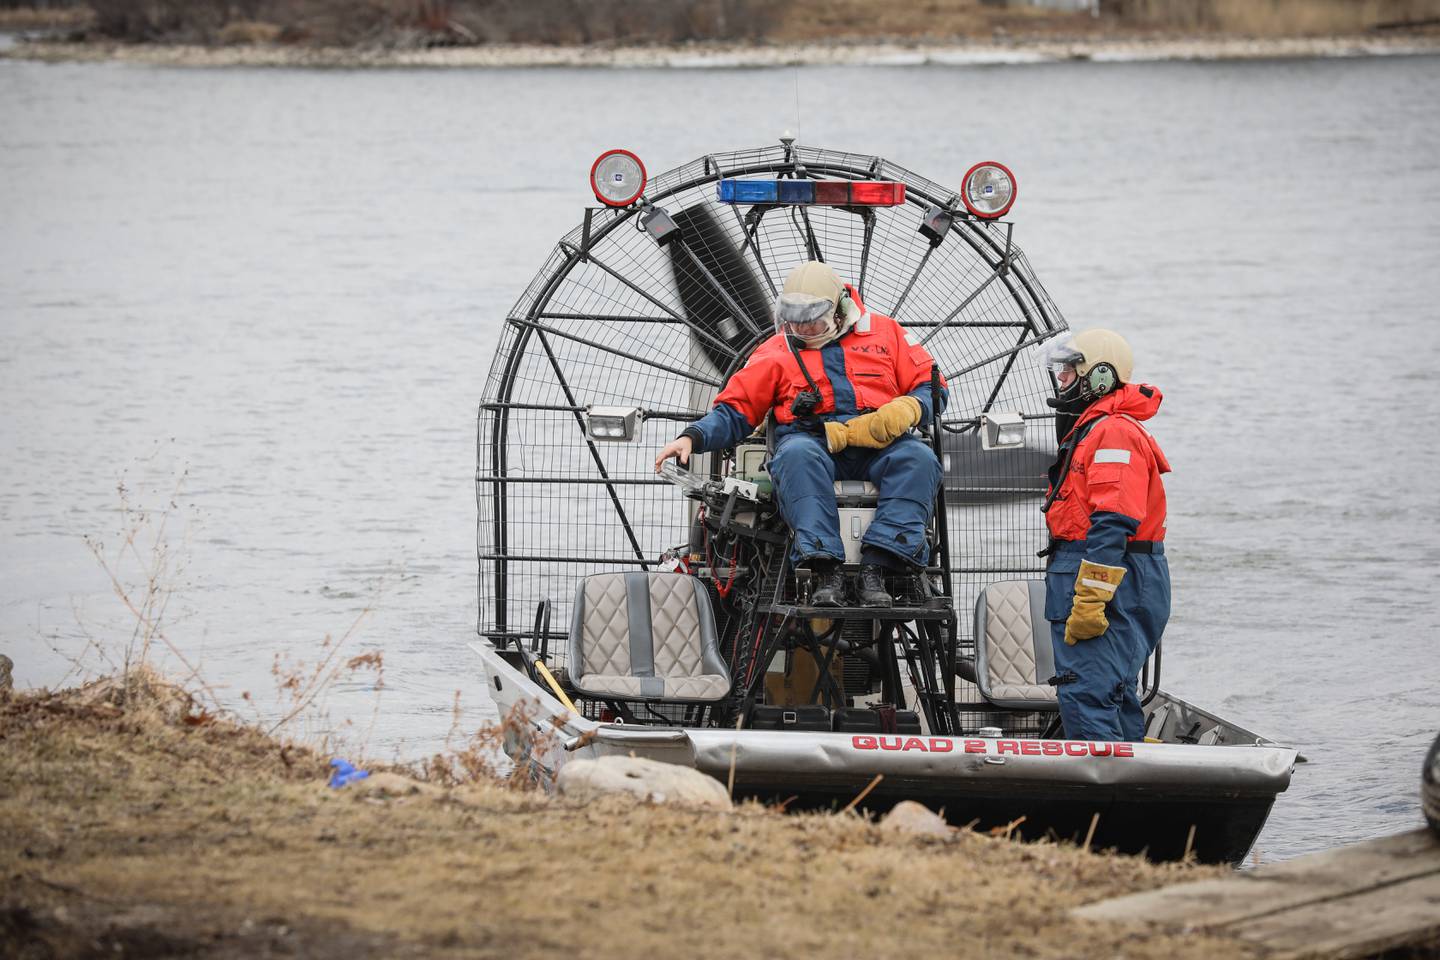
[775,293,836,337]
[1041,337,1085,376]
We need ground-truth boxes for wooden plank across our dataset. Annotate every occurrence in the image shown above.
[1075,829,1440,926]
[1256,828,1440,885]
[1230,870,1440,960]
[1075,876,1327,924]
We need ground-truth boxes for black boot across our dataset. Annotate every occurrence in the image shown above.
[915,572,950,609]
[857,563,892,607]
[894,572,946,608]
[810,566,847,607]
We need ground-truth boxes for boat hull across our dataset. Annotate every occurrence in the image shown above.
[472,641,1296,864]
[720,778,1278,863]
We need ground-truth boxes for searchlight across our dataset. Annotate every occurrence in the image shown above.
[980,411,1027,451]
[961,161,1017,220]
[585,405,642,442]
[590,149,647,207]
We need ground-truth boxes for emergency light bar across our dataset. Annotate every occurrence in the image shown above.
[716,178,906,207]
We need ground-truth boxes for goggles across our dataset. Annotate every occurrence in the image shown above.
[775,293,837,339]
[1041,337,1086,376]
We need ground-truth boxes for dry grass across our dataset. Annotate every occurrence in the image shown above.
[0,5,93,30]
[1113,0,1440,35]
[0,673,1258,960]
[768,0,1096,42]
[54,461,392,763]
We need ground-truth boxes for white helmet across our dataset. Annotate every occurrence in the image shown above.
[775,261,857,349]
[1042,328,1133,411]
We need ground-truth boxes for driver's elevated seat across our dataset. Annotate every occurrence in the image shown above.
[566,572,730,703]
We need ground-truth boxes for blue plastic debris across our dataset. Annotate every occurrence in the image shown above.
[328,758,370,788]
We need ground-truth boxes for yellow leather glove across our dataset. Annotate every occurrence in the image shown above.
[1064,559,1127,645]
[843,396,922,450]
[823,421,849,454]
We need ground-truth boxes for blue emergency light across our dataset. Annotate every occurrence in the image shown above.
[719,179,779,203]
[778,180,814,204]
[716,178,906,207]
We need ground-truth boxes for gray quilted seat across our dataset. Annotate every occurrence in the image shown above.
[566,572,730,703]
[973,580,1059,711]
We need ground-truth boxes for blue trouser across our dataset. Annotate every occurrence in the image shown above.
[1044,541,1171,741]
[766,430,943,568]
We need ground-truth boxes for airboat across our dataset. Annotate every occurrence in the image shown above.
[470,139,1298,864]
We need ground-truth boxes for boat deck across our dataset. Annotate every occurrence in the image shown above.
[1073,828,1440,958]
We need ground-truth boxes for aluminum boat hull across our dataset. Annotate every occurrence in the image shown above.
[473,642,1296,864]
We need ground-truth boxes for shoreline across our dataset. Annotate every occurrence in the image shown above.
[0,672,1246,958]
[5,33,1440,68]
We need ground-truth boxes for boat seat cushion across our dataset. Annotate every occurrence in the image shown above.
[567,572,730,703]
[832,479,878,507]
[973,579,1059,711]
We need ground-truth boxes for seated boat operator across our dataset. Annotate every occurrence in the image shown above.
[653,261,947,607]
[1041,329,1172,742]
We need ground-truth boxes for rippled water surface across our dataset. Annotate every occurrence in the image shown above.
[3,50,1438,859]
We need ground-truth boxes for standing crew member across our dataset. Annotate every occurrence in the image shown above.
[1041,329,1171,742]
[654,261,946,607]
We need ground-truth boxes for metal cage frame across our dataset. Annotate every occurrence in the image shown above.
[476,142,1078,718]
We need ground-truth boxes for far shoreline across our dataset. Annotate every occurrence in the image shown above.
[4,32,1440,69]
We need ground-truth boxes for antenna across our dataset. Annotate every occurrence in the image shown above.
[793,69,801,142]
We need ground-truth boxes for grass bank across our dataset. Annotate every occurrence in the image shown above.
[0,670,1254,959]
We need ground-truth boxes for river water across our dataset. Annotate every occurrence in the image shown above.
[2,49,1437,860]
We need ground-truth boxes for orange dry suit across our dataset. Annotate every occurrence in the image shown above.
[681,287,947,567]
[1043,382,1171,741]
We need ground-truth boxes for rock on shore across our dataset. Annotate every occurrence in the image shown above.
[556,755,732,809]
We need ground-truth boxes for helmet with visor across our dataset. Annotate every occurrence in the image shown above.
[775,261,855,350]
[1042,328,1134,412]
